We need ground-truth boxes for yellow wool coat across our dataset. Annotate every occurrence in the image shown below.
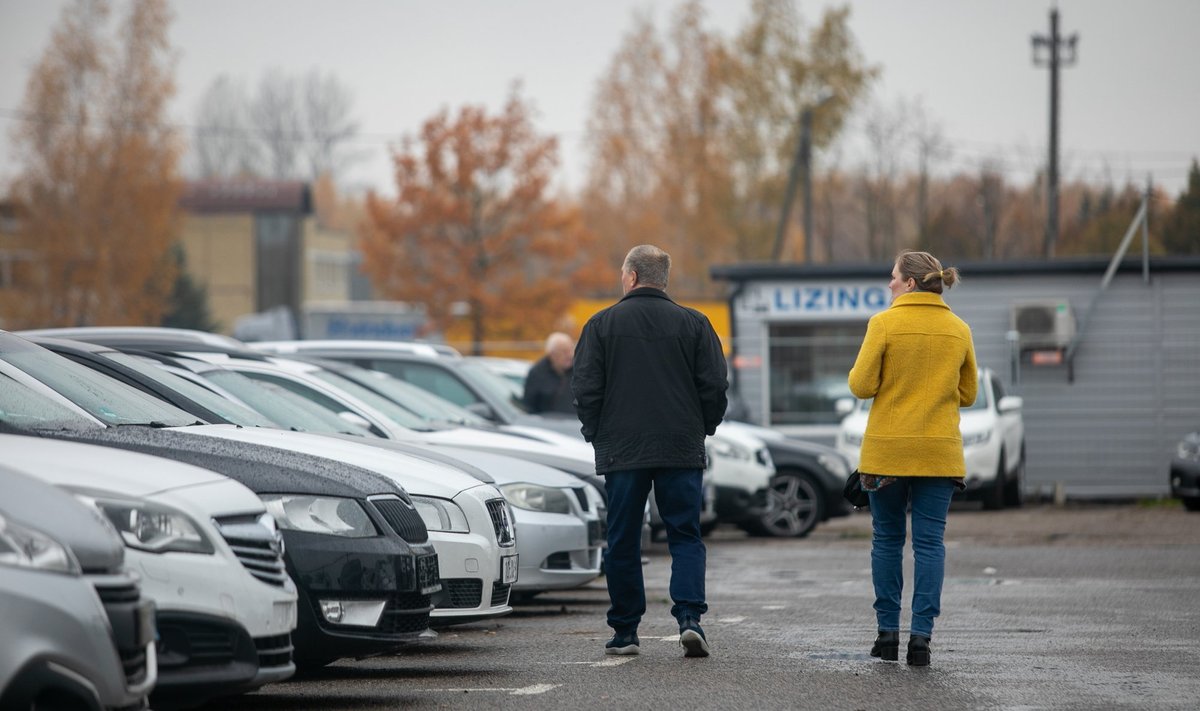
[847,291,978,477]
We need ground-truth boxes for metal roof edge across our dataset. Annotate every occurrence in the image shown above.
[710,256,1200,282]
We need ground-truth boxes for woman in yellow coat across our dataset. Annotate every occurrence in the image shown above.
[848,250,977,667]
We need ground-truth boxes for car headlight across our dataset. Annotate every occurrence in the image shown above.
[1177,438,1200,461]
[78,495,214,554]
[843,431,863,446]
[0,513,80,575]
[710,439,752,461]
[818,452,850,478]
[962,429,993,447]
[500,483,573,514]
[262,495,377,538]
[755,447,774,469]
[409,496,470,533]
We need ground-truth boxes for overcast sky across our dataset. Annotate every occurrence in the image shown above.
[2,0,1197,198]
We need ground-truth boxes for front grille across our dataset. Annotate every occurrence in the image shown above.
[254,633,293,669]
[213,514,289,587]
[377,592,433,634]
[485,499,516,547]
[158,622,238,668]
[440,578,482,609]
[119,646,149,687]
[588,519,606,546]
[571,487,589,512]
[90,577,149,687]
[491,582,511,607]
[371,495,429,543]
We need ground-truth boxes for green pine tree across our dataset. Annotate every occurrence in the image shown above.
[161,243,218,331]
[1161,159,1200,255]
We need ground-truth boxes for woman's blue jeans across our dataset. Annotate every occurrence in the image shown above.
[604,468,707,634]
[868,477,956,638]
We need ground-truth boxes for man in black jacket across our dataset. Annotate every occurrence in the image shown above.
[522,332,576,414]
[572,244,728,658]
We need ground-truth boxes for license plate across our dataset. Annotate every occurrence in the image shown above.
[417,554,441,595]
[500,554,518,584]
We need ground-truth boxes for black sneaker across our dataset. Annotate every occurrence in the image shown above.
[605,631,640,656]
[678,618,710,658]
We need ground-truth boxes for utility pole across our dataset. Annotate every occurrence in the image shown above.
[772,92,834,263]
[1032,6,1078,259]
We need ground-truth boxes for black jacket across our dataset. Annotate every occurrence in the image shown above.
[522,356,575,414]
[572,287,728,474]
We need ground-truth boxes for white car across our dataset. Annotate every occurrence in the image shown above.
[835,367,1025,509]
[0,434,298,703]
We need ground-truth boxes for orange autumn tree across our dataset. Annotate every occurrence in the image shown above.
[7,0,181,327]
[360,90,605,354]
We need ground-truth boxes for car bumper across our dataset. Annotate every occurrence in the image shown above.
[427,529,514,624]
[284,530,437,663]
[962,439,1002,491]
[510,508,602,592]
[715,484,768,522]
[1170,457,1200,497]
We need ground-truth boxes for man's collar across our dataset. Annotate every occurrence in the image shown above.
[619,286,672,303]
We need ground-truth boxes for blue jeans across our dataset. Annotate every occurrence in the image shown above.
[604,468,707,633]
[868,477,956,638]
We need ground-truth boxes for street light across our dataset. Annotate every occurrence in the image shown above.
[772,90,836,263]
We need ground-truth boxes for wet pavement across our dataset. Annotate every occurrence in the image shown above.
[220,503,1200,710]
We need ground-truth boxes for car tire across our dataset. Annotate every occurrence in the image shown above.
[699,520,720,537]
[1183,497,1200,512]
[1004,445,1025,508]
[743,469,825,538]
[982,455,1006,511]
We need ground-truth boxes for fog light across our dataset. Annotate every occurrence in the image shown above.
[318,599,387,627]
[320,600,344,624]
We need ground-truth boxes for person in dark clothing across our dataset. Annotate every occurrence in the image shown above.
[572,244,728,658]
[522,332,576,414]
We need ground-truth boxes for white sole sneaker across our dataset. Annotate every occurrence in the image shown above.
[605,644,640,656]
[680,629,710,657]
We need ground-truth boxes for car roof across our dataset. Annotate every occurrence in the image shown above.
[17,326,247,351]
[252,340,462,359]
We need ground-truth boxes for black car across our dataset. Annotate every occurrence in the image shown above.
[1170,430,1200,511]
[0,331,440,669]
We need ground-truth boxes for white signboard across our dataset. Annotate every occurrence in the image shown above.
[738,281,889,321]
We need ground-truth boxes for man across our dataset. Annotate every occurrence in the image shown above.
[572,244,728,658]
[522,332,576,415]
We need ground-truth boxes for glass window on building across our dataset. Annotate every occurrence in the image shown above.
[768,322,866,425]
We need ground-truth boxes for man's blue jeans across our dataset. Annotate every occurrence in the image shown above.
[604,468,707,633]
[868,477,956,638]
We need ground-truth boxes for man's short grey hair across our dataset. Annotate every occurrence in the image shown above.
[545,332,573,353]
[622,244,671,289]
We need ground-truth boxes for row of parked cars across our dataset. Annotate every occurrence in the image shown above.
[0,327,859,710]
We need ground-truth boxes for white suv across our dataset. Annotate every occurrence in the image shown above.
[836,367,1025,509]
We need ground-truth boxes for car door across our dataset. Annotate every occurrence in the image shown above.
[990,373,1023,470]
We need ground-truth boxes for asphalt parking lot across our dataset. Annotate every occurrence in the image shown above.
[220,503,1200,710]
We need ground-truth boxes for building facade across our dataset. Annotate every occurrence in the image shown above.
[711,257,1200,499]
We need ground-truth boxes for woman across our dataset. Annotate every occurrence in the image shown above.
[848,250,977,666]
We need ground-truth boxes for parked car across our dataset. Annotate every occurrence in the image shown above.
[1169,430,1200,511]
[467,356,533,387]
[0,331,442,668]
[2,434,297,708]
[835,367,1025,510]
[0,466,157,711]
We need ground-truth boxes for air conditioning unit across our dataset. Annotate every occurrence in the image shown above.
[1010,299,1076,351]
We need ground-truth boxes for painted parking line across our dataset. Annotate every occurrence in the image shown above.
[563,657,635,667]
[425,684,560,696]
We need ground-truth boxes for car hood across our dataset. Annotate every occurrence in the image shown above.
[415,425,596,465]
[180,424,489,500]
[37,426,405,499]
[839,408,993,435]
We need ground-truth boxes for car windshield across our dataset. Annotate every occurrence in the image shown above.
[456,360,527,416]
[200,369,378,436]
[0,371,104,432]
[308,369,432,430]
[339,366,488,426]
[106,352,278,428]
[0,340,200,427]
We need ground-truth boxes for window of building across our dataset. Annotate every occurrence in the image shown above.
[768,322,866,425]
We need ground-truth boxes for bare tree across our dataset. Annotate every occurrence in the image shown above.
[193,74,257,178]
[977,160,1004,259]
[249,69,302,179]
[910,98,950,250]
[302,69,360,180]
[858,97,907,260]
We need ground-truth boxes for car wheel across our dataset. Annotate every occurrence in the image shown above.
[746,470,825,538]
[1183,497,1200,512]
[1004,444,1025,508]
[699,519,720,537]
[982,455,1006,511]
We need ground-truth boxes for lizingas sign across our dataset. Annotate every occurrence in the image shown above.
[740,282,889,320]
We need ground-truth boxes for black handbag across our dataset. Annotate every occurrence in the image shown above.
[842,470,870,508]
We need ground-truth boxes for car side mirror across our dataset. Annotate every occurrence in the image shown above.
[466,402,497,422]
[997,396,1023,414]
[835,397,856,417]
